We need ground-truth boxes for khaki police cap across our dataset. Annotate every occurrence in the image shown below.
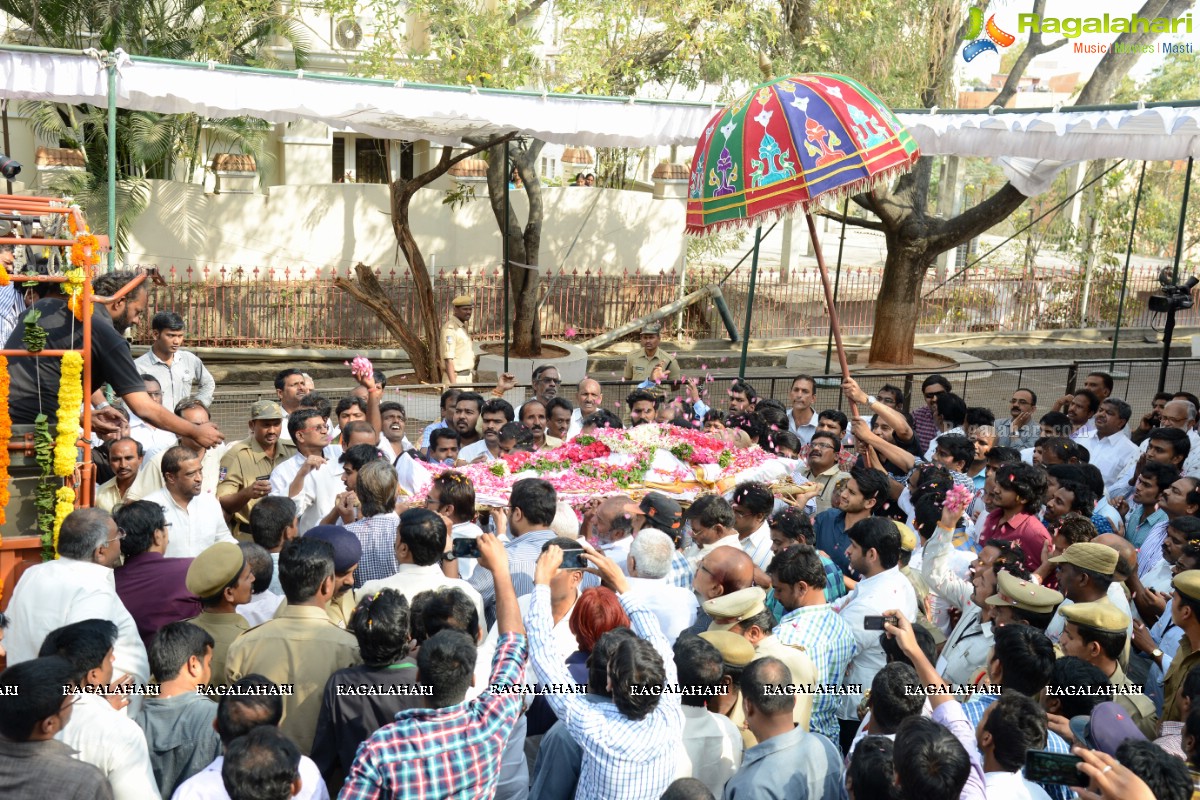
[1173,569,1200,601]
[641,323,662,335]
[698,630,756,668]
[250,399,284,421]
[893,521,918,553]
[703,587,767,633]
[985,569,1064,614]
[1059,600,1130,633]
[185,542,244,598]
[1047,542,1118,576]
[451,294,474,307]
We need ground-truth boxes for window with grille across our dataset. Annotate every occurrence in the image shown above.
[356,138,390,184]
[332,136,346,182]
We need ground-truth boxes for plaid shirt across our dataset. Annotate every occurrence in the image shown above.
[962,694,1071,800]
[773,604,857,741]
[346,513,400,589]
[667,549,693,589]
[819,553,848,603]
[339,632,529,800]
[527,586,684,800]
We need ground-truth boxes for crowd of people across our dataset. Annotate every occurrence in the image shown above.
[3,270,1200,800]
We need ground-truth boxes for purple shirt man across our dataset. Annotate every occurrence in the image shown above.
[115,552,202,650]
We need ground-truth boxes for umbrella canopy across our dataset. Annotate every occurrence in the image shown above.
[686,73,920,235]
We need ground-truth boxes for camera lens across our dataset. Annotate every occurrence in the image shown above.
[0,154,21,181]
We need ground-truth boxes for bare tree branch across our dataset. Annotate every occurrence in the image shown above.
[1075,0,1195,106]
[992,0,1068,107]
[508,0,551,27]
[813,207,886,232]
[927,182,1027,253]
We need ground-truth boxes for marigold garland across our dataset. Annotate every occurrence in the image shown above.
[69,233,100,269]
[0,268,8,287]
[0,355,10,529]
[54,351,84,478]
[51,485,76,557]
[63,267,89,321]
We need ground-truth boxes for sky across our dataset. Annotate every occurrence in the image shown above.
[956,0,1199,88]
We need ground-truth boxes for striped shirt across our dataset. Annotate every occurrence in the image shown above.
[740,522,774,572]
[339,632,528,800]
[667,549,693,589]
[470,528,558,627]
[345,513,401,589]
[527,585,684,800]
[962,693,1071,800]
[773,604,857,741]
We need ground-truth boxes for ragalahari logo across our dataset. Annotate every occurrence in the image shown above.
[962,7,1016,61]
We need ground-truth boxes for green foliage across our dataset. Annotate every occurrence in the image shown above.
[4,0,291,257]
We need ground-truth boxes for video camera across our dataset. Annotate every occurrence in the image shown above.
[1148,272,1198,314]
[0,153,21,181]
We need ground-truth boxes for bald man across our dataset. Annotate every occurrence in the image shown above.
[686,546,756,636]
[567,378,604,438]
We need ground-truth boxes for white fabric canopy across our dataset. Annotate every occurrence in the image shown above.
[3,48,1199,185]
[0,49,718,148]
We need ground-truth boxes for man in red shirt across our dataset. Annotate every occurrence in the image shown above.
[980,462,1051,572]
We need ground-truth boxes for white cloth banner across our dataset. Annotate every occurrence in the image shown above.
[4,49,1200,190]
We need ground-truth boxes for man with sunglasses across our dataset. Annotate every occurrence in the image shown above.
[913,375,951,454]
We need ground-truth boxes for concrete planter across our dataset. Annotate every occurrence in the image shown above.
[475,340,589,384]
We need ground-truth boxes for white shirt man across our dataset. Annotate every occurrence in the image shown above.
[126,443,226,502]
[1083,402,1142,498]
[739,519,773,572]
[146,487,234,558]
[4,512,150,689]
[626,530,699,644]
[684,532,741,572]
[513,589,580,663]
[134,348,216,412]
[834,555,918,721]
[357,562,486,625]
[171,754,329,800]
[269,445,344,534]
[58,691,160,800]
[458,439,498,463]
[676,705,743,797]
[128,410,179,462]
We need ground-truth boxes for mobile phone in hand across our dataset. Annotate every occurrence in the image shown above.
[451,538,483,560]
[560,548,587,570]
[863,615,897,631]
[1023,750,1083,785]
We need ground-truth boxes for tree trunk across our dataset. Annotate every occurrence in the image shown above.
[335,135,513,382]
[867,243,933,365]
[858,0,1175,367]
[482,138,545,358]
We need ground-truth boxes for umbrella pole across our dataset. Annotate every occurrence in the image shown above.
[738,226,762,379]
[806,212,858,416]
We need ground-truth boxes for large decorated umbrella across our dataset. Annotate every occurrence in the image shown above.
[686,73,920,381]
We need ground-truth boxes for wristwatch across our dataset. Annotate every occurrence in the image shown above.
[443,551,458,562]
[1152,648,1164,661]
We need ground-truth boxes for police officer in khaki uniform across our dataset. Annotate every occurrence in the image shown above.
[441,294,476,384]
[700,629,758,750]
[624,323,680,388]
[1058,600,1158,740]
[984,568,1064,630]
[217,399,296,539]
[185,542,252,690]
[705,587,816,731]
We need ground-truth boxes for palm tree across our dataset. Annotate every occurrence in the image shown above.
[2,0,308,256]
